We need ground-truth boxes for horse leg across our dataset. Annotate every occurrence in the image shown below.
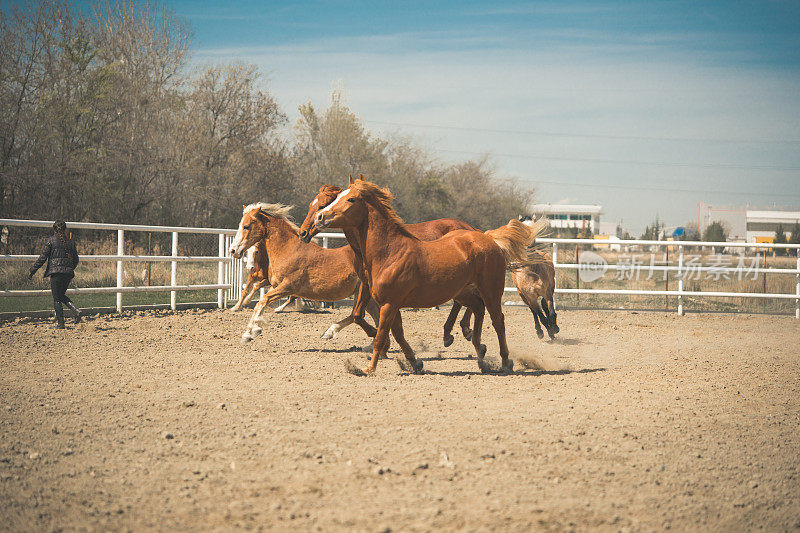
[322,311,353,340]
[364,297,380,325]
[442,302,462,347]
[460,307,473,341]
[543,296,559,336]
[390,312,424,374]
[230,276,257,312]
[274,295,295,313]
[475,271,513,373]
[364,303,400,374]
[520,290,545,339]
[485,296,513,373]
[241,285,291,343]
[351,281,378,338]
[241,280,269,309]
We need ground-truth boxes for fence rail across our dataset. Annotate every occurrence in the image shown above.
[539,237,800,319]
[1,218,240,313]
[2,219,799,318]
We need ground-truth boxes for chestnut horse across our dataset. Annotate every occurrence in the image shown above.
[229,203,378,343]
[300,177,535,375]
[299,183,476,345]
[301,178,555,346]
[229,242,300,313]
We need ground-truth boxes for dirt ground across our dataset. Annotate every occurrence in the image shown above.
[1,305,798,532]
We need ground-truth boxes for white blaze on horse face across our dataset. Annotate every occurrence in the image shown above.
[245,246,256,270]
[318,188,350,216]
[230,217,246,255]
[315,188,350,228]
[311,198,318,207]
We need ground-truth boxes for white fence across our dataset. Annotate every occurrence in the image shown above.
[0,218,242,312]
[2,219,799,318]
[541,237,800,319]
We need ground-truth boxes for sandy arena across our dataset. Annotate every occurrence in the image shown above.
[1,306,798,531]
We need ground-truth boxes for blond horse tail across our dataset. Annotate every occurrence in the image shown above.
[485,218,550,270]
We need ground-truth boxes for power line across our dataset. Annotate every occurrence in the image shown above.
[514,177,800,198]
[436,148,800,172]
[367,119,800,145]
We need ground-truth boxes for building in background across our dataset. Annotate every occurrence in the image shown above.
[530,203,603,236]
[698,202,799,243]
[745,210,800,243]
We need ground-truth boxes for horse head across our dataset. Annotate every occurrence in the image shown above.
[299,175,367,243]
[230,204,270,258]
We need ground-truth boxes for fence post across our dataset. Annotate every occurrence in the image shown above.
[116,229,124,313]
[322,235,329,308]
[665,247,669,310]
[171,232,178,311]
[677,245,684,316]
[795,248,799,320]
[225,235,233,303]
[552,242,558,311]
[217,233,225,309]
[574,243,580,307]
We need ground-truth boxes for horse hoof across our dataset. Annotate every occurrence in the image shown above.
[412,359,424,374]
[321,327,336,340]
[344,359,367,376]
[553,325,560,334]
[502,359,514,373]
[396,357,414,373]
[443,334,454,347]
[462,328,473,341]
[251,327,262,338]
[241,335,253,344]
[477,358,492,374]
[536,329,544,339]
[476,344,487,359]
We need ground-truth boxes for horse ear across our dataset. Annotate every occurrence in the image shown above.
[256,208,269,220]
[348,174,354,185]
[358,174,364,181]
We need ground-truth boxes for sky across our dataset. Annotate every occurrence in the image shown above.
[100,1,800,233]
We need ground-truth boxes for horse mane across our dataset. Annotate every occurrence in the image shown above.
[244,202,300,234]
[350,180,419,240]
[319,184,342,199]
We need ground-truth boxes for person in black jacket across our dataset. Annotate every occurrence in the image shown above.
[29,220,81,328]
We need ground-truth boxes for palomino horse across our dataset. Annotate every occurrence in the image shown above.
[229,242,300,313]
[298,182,476,345]
[229,203,378,343]
[517,215,559,338]
[300,177,535,375]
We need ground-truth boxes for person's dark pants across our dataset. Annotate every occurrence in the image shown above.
[50,273,79,326]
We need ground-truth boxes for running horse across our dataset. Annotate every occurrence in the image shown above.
[228,241,301,313]
[299,177,535,375]
[229,203,378,343]
[300,178,554,344]
[517,215,559,339]
[299,181,476,345]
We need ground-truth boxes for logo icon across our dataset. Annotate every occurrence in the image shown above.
[578,251,608,282]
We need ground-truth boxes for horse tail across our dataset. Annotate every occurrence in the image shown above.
[485,219,534,264]
[485,218,550,270]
